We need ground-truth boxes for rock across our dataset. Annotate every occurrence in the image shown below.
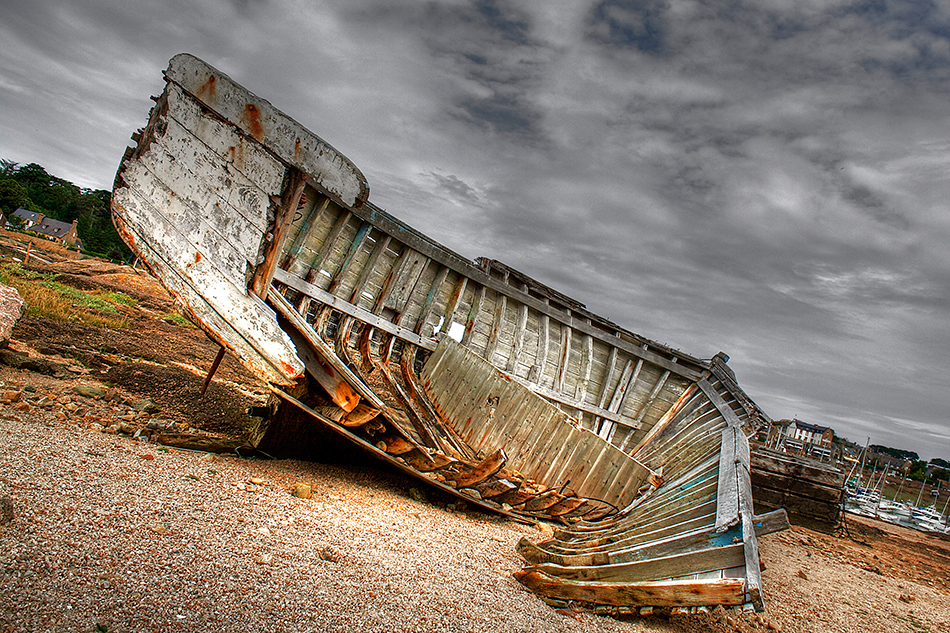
[1,390,22,404]
[0,496,13,524]
[292,482,312,499]
[0,349,71,377]
[73,385,106,399]
[129,398,160,413]
[407,487,427,503]
[319,546,341,563]
[12,402,30,412]
[796,569,808,580]
[63,402,79,412]
[899,594,916,603]
[0,285,24,347]
[249,477,264,485]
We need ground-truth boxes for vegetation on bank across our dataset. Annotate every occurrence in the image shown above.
[0,160,131,261]
[0,262,133,330]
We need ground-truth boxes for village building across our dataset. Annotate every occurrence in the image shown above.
[766,418,836,462]
[7,207,82,248]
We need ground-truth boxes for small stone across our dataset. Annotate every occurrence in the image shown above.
[319,546,340,563]
[0,496,13,524]
[12,402,29,412]
[63,402,79,412]
[292,483,312,499]
[200,453,216,462]
[796,569,808,580]
[1,390,22,403]
[766,620,781,631]
[249,477,264,485]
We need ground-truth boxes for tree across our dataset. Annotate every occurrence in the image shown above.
[0,178,30,215]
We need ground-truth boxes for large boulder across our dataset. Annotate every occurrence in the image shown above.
[0,284,24,348]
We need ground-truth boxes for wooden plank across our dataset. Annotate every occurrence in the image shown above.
[165,53,369,209]
[714,427,739,531]
[281,195,329,270]
[485,292,508,364]
[506,302,530,373]
[527,543,745,583]
[273,268,437,351]
[111,201,303,385]
[461,285,485,346]
[750,450,846,488]
[512,572,746,608]
[415,264,450,336]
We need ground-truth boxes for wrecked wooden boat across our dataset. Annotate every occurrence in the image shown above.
[112,53,785,612]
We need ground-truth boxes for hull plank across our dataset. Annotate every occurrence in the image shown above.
[112,53,783,614]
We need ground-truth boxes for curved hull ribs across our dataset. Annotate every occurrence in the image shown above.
[111,54,783,613]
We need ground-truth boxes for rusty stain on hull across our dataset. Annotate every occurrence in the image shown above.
[112,53,785,614]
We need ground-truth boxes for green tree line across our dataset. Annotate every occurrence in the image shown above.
[0,160,131,260]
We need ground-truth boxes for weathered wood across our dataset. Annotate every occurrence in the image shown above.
[512,571,747,608]
[450,448,507,488]
[274,268,437,351]
[250,167,307,298]
[115,54,778,614]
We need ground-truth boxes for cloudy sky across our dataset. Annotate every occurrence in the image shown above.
[2,0,949,461]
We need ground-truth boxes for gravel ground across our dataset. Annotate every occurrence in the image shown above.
[1,387,948,632]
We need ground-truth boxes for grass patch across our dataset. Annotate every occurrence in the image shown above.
[0,263,128,329]
[161,312,195,327]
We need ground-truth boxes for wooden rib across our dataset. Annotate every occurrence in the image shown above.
[461,284,485,346]
[577,327,594,409]
[249,167,306,298]
[485,291,507,364]
[450,448,507,488]
[534,303,550,383]
[373,245,414,315]
[556,324,572,393]
[439,276,467,335]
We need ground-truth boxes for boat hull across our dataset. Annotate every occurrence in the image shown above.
[112,53,783,612]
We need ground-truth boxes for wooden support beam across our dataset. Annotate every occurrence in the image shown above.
[199,344,226,395]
